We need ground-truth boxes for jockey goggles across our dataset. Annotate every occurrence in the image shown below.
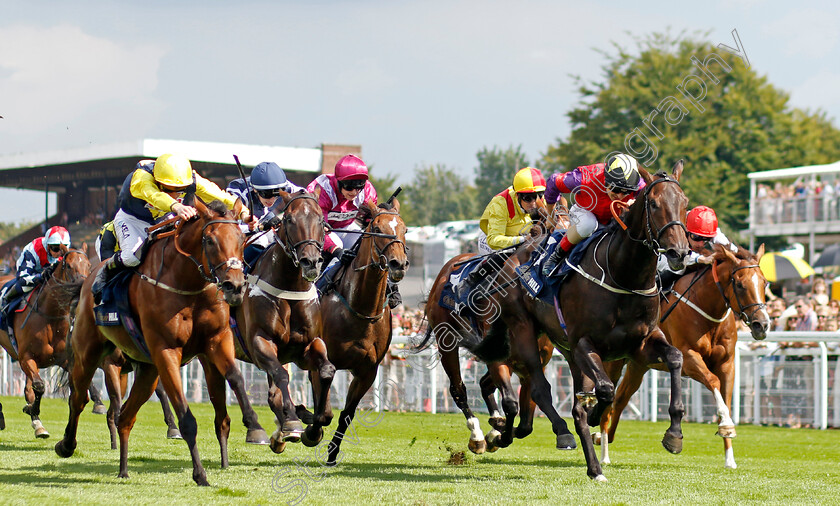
[256,188,281,199]
[48,244,63,254]
[518,191,544,203]
[339,180,366,191]
[688,232,711,242]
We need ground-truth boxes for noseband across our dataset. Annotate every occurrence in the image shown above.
[165,217,243,285]
[712,259,767,326]
[354,210,408,272]
[273,193,325,268]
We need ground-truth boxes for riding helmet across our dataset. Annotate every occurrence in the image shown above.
[604,153,641,192]
[251,162,288,190]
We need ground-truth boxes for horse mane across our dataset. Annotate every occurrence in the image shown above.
[204,199,231,217]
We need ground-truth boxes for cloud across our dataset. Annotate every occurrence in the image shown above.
[762,8,840,59]
[0,24,167,138]
[790,69,840,116]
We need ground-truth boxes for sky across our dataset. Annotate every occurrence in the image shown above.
[1,0,839,223]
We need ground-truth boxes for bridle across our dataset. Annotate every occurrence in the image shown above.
[273,192,325,268]
[613,175,687,254]
[712,258,767,326]
[353,209,408,272]
[155,215,243,286]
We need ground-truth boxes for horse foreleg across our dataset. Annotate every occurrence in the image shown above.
[715,358,738,469]
[568,362,606,481]
[250,336,296,451]
[636,331,684,454]
[479,370,504,430]
[155,383,181,439]
[200,358,231,469]
[101,361,123,449]
[571,337,615,429]
[302,337,336,446]
[116,362,159,480]
[488,364,517,448]
[55,331,104,459]
[326,369,378,466]
[0,402,4,430]
[209,333,268,445]
[154,349,208,486]
[525,355,577,450]
[514,375,536,439]
[440,346,486,454]
[19,358,49,438]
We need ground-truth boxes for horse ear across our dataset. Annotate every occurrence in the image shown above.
[638,166,653,186]
[278,190,292,207]
[193,198,212,218]
[364,199,378,216]
[671,159,684,182]
[81,242,89,256]
[391,197,400,213]
[723,245,739,264]
[755,243,765,261]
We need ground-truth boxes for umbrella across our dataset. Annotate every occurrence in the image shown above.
[759,252,815,282]
[814,243,840,268]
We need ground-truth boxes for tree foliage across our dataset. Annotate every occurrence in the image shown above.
[401,164,477,226]
[369,171,399,202]
[542,31,840,234]
[474,145,530,206]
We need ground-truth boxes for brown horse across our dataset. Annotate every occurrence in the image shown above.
[0,249,91,438]
[421,203,576,453]
[598,242,770,469]
[466,163,690,481]
[312,200,408,465]
[232,190,335,453]
[55,199,260,486]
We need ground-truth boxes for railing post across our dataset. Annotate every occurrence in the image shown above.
[649,370,658,422]
[754,354,762,425]
[733,344,741,425]
[374,365,382,413]
[430,359,438,414]
[819,343,828,430]
[1,348,7,396]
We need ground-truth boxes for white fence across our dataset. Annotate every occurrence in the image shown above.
[1,332,838,429]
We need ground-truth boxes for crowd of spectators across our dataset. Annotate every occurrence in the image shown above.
[756,178,840,224]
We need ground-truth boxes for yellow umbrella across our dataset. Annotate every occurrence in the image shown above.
[759,252,815,282]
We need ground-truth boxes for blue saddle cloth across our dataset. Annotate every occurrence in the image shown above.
[0,278,26,354]
[438,256,485,312]
[93,269,152,360]
[516,228,609,305]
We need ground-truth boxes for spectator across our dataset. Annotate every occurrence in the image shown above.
[811,277,829,307]
[816,305,831,331]
[792,297,818,331]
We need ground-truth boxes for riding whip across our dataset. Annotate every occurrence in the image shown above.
[232,154,256,218]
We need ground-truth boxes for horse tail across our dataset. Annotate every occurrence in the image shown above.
[461,318,511,363]
[412,321,435,352]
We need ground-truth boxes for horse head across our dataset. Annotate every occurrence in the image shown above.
[633,160,690,271]
[714,242,770,340]
[359,199,409,282]
[53,250,92,284]
[189,199,246,306]
[273,190,325,282]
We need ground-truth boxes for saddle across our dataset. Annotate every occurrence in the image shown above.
[0,279,32,354]
[93,269,152,360]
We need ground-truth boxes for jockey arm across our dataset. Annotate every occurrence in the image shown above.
[194,173,240,213]
[15,248,48,291]
[482,196,526,250]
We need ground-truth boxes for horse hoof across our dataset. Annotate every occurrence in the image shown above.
[246,428,270,445]
[716,425,737,439]
[468,439,486,455]
[295,404,314,425]
[92,403,108,415]
[593,474,608,483]
[514,426,533,439]
[556,434,577,450]
[282,420,304,442]
[35,427,50,439]
[194,474,210,487]
[324,459,338,467]
[0,413,5,431]
[167,428,183,440]
[118,471,129,479]
[485,430,502,452]
[591,432,602,445]
[301,426,324,447]
[54,440,75,458]
[269,436,287,454]
[662,432,683,454]
[488,417,505,431]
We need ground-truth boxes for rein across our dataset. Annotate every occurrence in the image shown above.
[711,258,766,326]
[610,176,687,254]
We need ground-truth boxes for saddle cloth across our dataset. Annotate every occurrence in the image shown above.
[93,269,152,360]
[0,278,31,355]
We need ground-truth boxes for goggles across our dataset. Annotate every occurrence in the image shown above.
[256,188,282,199]
[518,192,545,203]
[340,180,366,191]
[48,244,63,254]
[688,233,711,242]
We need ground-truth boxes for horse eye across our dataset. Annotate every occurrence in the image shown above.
[373,227,381,233]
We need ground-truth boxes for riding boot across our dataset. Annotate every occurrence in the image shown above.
[92,255,126,305]
[386,280,402,309]
[1,281,24,314]
[542,239,573,277]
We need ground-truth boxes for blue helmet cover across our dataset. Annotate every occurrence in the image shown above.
[251,161,287,190]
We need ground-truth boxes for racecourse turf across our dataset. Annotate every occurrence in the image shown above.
[0,395,839,505]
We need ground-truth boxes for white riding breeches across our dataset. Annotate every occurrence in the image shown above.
[569,204,599,240]
[113,209,150,267]
[327,220,364,251]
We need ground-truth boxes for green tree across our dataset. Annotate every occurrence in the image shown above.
[0,221,36,242]
[369,172,399,202]
[401,164,477,226]
[474,145,530,206]
[542,31,840,234]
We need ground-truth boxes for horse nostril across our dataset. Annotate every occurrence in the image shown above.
[389,259,405,271]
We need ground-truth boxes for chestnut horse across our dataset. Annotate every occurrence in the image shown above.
[598,242,770,469]
[232,190,335,453]
[312,200,408,465]
[421,202,576,453]
[56,199,260,486]
[0,249,91,438]
[466,163,690,481]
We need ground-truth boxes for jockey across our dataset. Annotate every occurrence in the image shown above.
[1,226,71,309]
[91,153,247,302]
[457,167,546,298]
[542,153,645,276]
[226,161,304,269]
[307,154,401,308]
[657,205,737,289]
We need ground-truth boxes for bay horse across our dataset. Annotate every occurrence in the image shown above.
[311,200,408,465]
[466,162,690,481]
[0,249,91,438]
[232,190,335,453]
[421,201,576,453]
[598,242,770,469]
[55,199,261,486]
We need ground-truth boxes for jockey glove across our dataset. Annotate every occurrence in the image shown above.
[334,247,357,264]
[259,211,281,231]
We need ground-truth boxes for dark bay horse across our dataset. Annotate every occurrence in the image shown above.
[56,199,260,486]
[421,203,576,453]
[0,249,91,438]
[313,200,408,465]
[598,242,769,469]
[469,162,690,481]
[232,190,335,453]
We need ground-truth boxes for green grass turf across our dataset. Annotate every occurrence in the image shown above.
[1,395,839,505]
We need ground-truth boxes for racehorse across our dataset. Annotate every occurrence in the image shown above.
[0,249,91,439]
[468,162,690,481]
[306,200,408,465]
[55,199,261,486]
[232,190,335,453]
[420,201,576,453]
[598,242,769,469]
